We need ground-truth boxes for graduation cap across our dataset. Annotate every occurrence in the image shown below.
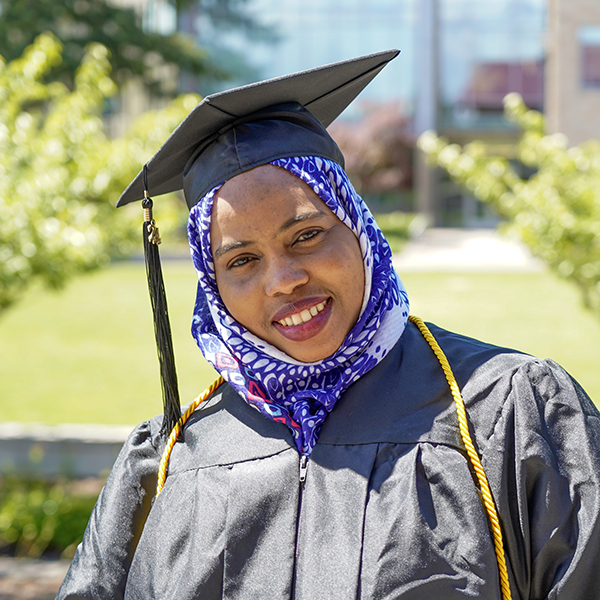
[117,48,399,209]
[120,49,400,436]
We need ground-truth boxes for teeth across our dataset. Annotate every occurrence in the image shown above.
[278,300,327,327]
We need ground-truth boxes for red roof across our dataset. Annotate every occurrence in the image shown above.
[582,45,600,87]
[461,60,544,110]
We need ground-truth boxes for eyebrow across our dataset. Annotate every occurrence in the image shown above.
[278,210,326,234]
[214,210,327,258]
[214,240,251,258]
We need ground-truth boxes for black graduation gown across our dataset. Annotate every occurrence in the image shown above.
[56,322,600,599]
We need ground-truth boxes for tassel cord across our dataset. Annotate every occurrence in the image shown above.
[142,196,181,436]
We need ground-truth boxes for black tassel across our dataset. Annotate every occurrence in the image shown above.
[141,167,181,436]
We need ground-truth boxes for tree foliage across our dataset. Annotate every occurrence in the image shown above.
[0,0,272,94]
[0,33,199,315]
[418,93,600,317]
[328,101,412,198]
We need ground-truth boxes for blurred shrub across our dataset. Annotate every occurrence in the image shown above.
[0,474,100,558]
[418,93,600,317]
[374,211,426,254]
[0,32,199,315]
[328,101,413,201]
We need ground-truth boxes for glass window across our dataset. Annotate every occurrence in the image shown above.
[579,26,600,88]
[439,0,545,130]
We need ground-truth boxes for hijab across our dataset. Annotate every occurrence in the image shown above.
[187,155,409,456]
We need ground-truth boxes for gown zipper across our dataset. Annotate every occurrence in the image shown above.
[292,453,309,598]
[299,454,308,484]
[296,455,309,546]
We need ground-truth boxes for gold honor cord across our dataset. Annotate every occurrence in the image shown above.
[408,315,512,600]
[155,317,512,600]
[156,375,224,495]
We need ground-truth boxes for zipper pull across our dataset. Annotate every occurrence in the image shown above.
[299,454,309,484]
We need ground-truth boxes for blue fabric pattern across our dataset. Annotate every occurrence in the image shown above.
[187,156,409,456]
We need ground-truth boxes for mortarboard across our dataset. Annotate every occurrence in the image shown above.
[118,49,400,436]
[117,48,399,208]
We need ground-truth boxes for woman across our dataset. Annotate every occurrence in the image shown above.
[57,52,600,600]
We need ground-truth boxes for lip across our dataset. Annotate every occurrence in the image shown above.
[272,297,332,343]
[271,296,330,322]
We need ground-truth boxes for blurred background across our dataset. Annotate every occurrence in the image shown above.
[1,0,600,591]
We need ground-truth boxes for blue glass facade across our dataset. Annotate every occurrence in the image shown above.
[191,0,545,121]
[190,0,415,117]
[439,0,546,132]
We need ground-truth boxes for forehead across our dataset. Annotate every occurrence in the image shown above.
[211,165,329,228]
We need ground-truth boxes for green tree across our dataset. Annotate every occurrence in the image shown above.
[418,93,600,317]
[0,0,272,95]
[0,33,199,315]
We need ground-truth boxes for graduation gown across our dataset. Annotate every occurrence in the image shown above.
[56,322,600,599]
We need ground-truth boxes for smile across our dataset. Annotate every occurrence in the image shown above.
[276,300,328,327]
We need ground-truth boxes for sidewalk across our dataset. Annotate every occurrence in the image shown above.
[393,227,543,272]
[0,422,133,479]
[0,557,70,600]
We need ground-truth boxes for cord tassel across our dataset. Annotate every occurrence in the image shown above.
[141,167,181,436]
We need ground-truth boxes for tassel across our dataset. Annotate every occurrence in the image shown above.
[141,165,181,436]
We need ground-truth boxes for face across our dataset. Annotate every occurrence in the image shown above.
[210,165,365,363]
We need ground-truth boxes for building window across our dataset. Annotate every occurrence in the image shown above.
[579,26,600,88]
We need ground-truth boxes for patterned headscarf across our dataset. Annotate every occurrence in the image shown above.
[188,156,409,456]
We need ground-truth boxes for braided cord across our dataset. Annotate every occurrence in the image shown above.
[156,375,224,496]
[409,316,512,600]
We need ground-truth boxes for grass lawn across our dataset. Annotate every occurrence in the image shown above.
[1,259,599,425]
[0,260,216,425]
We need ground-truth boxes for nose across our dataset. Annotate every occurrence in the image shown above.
[264,254,309,297]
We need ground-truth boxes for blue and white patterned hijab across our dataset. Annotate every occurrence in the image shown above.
[188,156,409,456]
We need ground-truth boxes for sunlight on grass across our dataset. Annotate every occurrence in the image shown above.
[0,260,216,425]
[1,261,599,425]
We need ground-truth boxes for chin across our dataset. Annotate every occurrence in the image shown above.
[281,339,342,364]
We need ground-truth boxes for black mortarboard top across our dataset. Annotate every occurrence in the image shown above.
[117,48,400,209]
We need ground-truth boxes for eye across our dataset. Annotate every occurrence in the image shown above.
[295,228,322,243]
[228,255,254,269]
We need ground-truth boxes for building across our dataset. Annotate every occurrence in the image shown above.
[415,0,546,226]
[187,0,414,115]
[546,0,600,145]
